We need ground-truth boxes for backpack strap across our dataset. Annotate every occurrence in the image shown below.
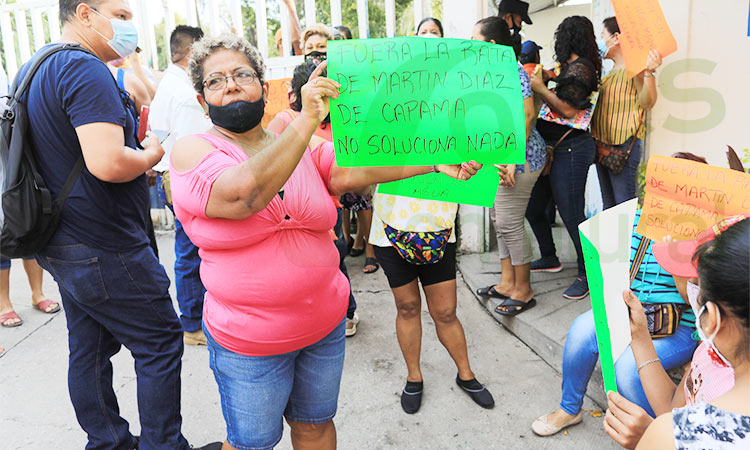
[4,44,97,117]
[4,44,98,205]
[629,235,650,286]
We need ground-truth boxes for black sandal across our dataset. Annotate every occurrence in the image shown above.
[476,285,509,300]
[363,257,379,274]
[349,247,364,257]
[495,298,536,316]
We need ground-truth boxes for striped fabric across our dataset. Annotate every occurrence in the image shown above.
[591,68,646,146]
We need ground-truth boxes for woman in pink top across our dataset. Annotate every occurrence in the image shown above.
[169,34,479,450]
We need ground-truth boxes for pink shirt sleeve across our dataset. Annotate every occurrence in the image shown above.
[171,150,239,219]
[309,141,336,191]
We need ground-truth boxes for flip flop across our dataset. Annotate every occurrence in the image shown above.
[0,311,23,327]
[495,298,537,316]
[33,299,60,314]
[363,257,379,274]
[476,285,509,300]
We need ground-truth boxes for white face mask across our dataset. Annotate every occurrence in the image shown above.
[690,282,732,367]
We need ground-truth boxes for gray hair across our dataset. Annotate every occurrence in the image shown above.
[189,33,266,93]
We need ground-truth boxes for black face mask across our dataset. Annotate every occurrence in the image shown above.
[206,96,265,133]
[305,51,327,67]
[511,23,522,36]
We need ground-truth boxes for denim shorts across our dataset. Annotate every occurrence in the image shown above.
[204,320,346,450]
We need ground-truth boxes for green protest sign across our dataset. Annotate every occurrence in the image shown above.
[327,37,526,167]
[377,166,500,207]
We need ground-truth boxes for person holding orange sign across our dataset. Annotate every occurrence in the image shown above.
[592,17,662,210]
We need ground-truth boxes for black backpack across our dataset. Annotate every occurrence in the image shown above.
[0,44,93,258]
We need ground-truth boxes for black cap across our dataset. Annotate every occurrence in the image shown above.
[497,0,533,25]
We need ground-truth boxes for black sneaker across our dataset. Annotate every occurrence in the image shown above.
[563,276,589,300]
[456,376,494,409]
[401,381,423,414]
[530,256,563,273]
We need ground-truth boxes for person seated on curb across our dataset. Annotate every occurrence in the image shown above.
[634,216,749,449]
[531,207,698,437]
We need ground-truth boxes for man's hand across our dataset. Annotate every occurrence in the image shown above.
[603,391,653,449]
[142,131,165,168]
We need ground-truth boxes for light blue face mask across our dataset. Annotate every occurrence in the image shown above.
[596,39,609,59]
[91,9,139,58]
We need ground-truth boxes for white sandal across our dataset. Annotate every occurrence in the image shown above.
[531,411,584,436]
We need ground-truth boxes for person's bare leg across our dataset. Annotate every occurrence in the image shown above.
[359,209,378,271]
[392,280,424,382]
[493,258,515,296]
[22,259,52,309]
[288,420,336,450]
[352,209,367,251]
[423,280,474,381]
[341,209,352,247]
[496,263,534,313]
[0,269,19,326]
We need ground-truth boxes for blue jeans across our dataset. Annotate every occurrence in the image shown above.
[560,309,697,417]
[596,137,644,210]
[205,320,345,450]
[334,208,357,319]
[526,133,596,275]
[36,231,189,450]
[174,216,206,332]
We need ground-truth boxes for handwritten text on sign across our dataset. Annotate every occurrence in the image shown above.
[635,155,750,242]
[377,166,500,207]
[611,0,677,78]
[328,38,526,167]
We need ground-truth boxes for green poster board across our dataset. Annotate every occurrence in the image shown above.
[377,166,500,207]
[327,37,526,167]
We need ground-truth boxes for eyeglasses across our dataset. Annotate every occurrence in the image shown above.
[203,70,258,91]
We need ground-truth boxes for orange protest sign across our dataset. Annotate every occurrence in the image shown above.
[611,0,677,78]
[636,155,750,242]
[261,78,292,128]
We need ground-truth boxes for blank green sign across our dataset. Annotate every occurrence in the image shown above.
[328,37,527,167]
[377,166,500,207]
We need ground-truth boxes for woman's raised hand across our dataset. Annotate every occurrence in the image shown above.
[435,161,482,181]
[301,61,341,123]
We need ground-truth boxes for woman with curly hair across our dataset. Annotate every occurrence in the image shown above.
[525,15,602,301]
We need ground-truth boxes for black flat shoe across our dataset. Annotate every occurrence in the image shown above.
[456,375,494,409]
[401,380,423,414]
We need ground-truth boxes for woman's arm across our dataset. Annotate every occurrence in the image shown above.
[634,50,662,110]
[171,63,339,220]
[635,414,677,450]
[128,52,157,100]
[623,290,680,416]
[328,162,480,196]
[530,73,580,119]
[523,96,534,140]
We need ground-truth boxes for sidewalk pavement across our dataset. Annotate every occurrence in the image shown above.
[0,234,617,449]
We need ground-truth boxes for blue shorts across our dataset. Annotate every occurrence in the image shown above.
[0,257,35,270]
[205,320,346,450]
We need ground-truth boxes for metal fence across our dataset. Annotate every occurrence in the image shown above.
[1,0,441,81]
